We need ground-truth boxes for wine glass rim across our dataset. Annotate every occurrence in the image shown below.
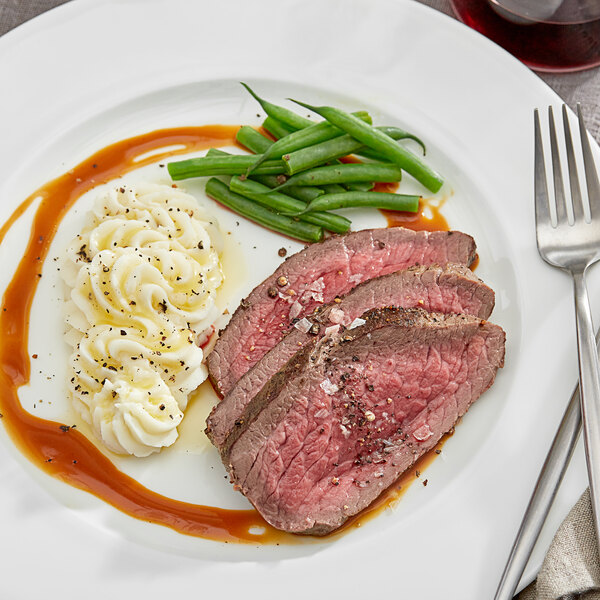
[488,0,600,24]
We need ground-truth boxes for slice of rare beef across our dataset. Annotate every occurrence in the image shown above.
[206,263,494,451]
[225,307,505,535]
[208,227,477,397]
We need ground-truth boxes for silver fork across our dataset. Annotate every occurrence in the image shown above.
[535,104,600,539]
[494,105,600,600]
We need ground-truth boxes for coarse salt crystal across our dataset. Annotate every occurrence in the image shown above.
[339,424,351,438]
[301,277,325,304]
[349,274,362,284]
[324,324,340,337]
[293,317,312,333]
[413,423,433,441]
[314,408,329,419]
[348,317,366,329]
[289,300,303,320]
[308,277,325,292]
[320,378,339,395]
[329,306,345,324]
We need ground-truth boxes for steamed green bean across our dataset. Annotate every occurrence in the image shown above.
[301,191,420,214]
[168,154,286,179]
[282,127,422,175]
[205,178,323,243]
[205,148,324,202]
[274,163,403,190]
[248,111,372,174]
[251,174,323,203]
[229,177,351,234]
[170,88,444,244]
[241,83,313,130]
[236,126,273,154]
[262,116,296,139]
[345,181,375,192]
[290,100,443,192]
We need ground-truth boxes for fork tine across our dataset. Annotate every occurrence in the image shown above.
[534,109,551,233]
[548,106,568,226]
[577,103,600,218]
[562,104,586,223]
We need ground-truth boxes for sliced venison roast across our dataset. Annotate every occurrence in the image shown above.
[225,308,505,535]
[206,263,495,450]
[208,227,477,396]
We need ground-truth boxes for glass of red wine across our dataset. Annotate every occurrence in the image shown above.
[450,0,600,72]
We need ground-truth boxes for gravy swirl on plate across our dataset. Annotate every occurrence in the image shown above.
[0,125,449,544]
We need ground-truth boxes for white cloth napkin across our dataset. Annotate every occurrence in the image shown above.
[518,490,600,600]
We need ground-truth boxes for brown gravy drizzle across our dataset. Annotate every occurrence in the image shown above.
[0,125,450,545]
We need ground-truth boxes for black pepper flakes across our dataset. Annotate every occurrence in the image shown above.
[267,287,278,298]
[278,247,287,257]
[59,425,71,433]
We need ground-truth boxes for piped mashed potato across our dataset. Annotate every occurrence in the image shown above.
[62,183,223,457]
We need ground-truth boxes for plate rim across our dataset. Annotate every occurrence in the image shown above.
[0,0,587,597]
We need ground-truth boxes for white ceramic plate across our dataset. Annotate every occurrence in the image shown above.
[0,1,595,598]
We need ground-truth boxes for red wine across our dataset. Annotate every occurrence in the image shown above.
[451,0,600,72]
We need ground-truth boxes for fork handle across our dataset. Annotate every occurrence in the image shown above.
[492,370,582,600]
[573,269,600,550]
